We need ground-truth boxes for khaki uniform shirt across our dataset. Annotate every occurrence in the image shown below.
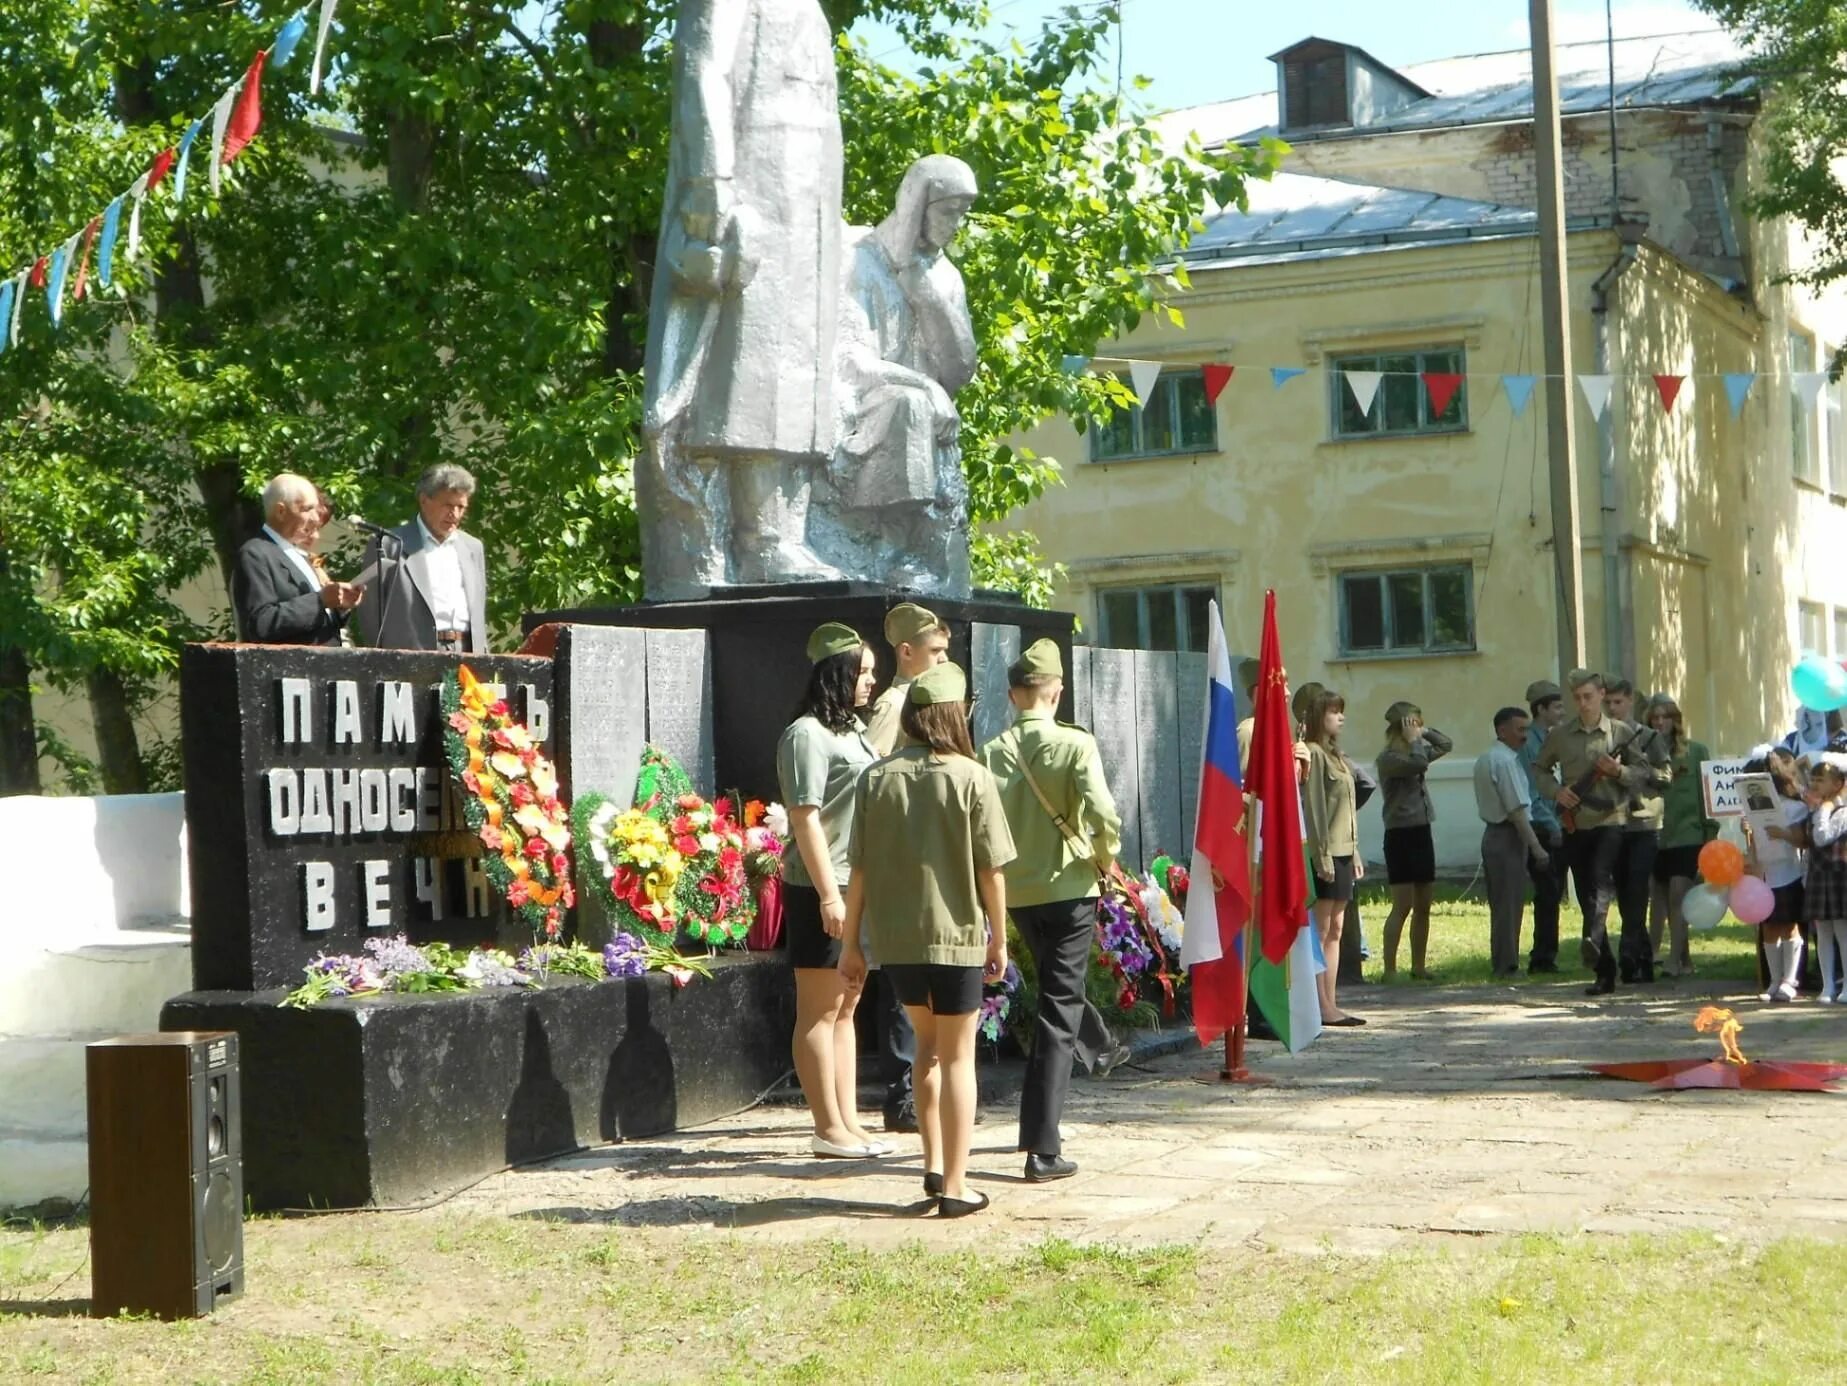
[849,749,1017,966]
[980,708,1123,908]
[862,677,915,756]
[1303,742,1358,875]
[1376,728,1455,829]
[1533,715,1655,831]
[775,715,876,891]
[1618,723,1672,834]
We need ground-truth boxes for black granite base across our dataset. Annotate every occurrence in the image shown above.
[526,584,1075,801]
[160,953,794,1211]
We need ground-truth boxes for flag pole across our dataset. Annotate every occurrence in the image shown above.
[1212,790,1270,1085]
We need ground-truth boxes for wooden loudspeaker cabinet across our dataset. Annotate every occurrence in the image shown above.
[86,1031,244,1319]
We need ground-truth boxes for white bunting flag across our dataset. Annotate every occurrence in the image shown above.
[1127,359,1163,408]
[311,0,340,96]
[1344,369,1383,417]
[1793,370,1829,414]
[125,172,150,261]
[208,84,239,196]
[1577,373,1614,421]
[8,269,26,347]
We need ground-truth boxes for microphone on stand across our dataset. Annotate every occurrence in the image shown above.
[346,515,404,545]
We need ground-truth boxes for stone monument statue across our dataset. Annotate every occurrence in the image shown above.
[640,0,845,599]
[818,155,980,594]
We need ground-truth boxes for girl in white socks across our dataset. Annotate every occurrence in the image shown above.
[1746,747,1811,1004]
[1805,755,1847,1003]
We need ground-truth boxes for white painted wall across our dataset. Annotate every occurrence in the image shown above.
[0,794,193,1210]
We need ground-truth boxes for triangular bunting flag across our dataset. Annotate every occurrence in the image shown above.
[1653,374,1685,414]
[125,173,150,260]
[223,51,268,165]
[1201,363,1234,405]
[28,257,47,290]
[1344,369,1383,417]
[97,197,122,289]
[1128,359,1163,408]
[1502,374,1537,417]
[72,217,100,302]
[7,269,26,347]
[1270,366,1305,389]
[45,240,71,327]
[173,118,204,203]
[1060,354,1090,375]
[208,83,239,195]
[146,146,176,193]
[1577,373,1614,421]
[1723,373,1755,418]
[1422,371,1463,417]
[311,0,340,95]
[272,12,309,67]
[0,278,12,355]
[1793,371,1828,413]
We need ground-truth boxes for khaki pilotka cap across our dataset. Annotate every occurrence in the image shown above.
[1525,680,1563,704]
[908,661,968,705]
[883,602,943,647]
[805,622,863,663]
[1007,637,1063,685]
[1565,667,1601,690]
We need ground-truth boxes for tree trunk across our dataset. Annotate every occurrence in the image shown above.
[86,667,148,795]
[0,641,41,795]
[585,18,653,378]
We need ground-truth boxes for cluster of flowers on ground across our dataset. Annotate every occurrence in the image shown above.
[441,665,574,939]
[575,745,786,950]
[281,935,714,1008]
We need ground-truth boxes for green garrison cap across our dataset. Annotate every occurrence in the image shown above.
[1566,668,1602,691]
[1525,680,1562,704]
[1007,637,1063,685]
[908,661,968,705]
[806,622,863,663]
[883,602,942,647]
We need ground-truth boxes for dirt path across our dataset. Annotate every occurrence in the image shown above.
[443,978,1847,1254]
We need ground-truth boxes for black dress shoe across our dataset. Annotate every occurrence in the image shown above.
[1528,963,1561,974]
[1585,979,1615,996]
[1024,1153,1078,1183]
[884,1101,919,1134]
[1245,1012,1280,1041]
[1093,1043,1133,1078]
[938,1190,991,1218]
[923,1171,943,1197]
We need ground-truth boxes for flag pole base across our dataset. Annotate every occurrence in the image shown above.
[1192,1066,1273,1086]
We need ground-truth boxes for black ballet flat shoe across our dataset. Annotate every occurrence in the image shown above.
[937,1190,991,1218]
[923,1171,944,1197]
[1585,979,1616,996]
[1327,1015,1367,1027]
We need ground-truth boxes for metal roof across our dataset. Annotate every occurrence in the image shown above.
[1159,29,1754,150]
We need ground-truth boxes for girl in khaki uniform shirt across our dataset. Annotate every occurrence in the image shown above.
[1303,688,1365,1026]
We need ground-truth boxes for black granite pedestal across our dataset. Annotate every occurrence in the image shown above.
[526,582,1076,801]
[161,953,794,1211]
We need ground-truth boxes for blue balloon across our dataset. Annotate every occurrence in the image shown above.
[1792,654,1847,713]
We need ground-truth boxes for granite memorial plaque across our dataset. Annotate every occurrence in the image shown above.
[1087,647,1141,873]
[642,628,713,792]
[969,621,1021,750]
[553,625,648,809]
[1175,651,1207,848]
[1069,643,1093,731]
[1134,650,1183,865]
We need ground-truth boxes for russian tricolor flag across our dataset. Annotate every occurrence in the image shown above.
[1181,600,1252,1047]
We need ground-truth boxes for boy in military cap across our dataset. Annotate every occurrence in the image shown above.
[979,638,1124,1183]
[1519,679,1570,972]
[864,603,950,756]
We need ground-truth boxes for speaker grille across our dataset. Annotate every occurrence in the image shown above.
[201,1171,238,1276]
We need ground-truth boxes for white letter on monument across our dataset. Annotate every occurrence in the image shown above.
[267,768,300,836]
[415,858,446,921]
[521,685,550,744]
[378,681,415,745]
[330,768,362,837]
[303,861,335,932]
[415,767,443,830]
[299,769,333,834]
[358,768,389,833]
[388,767,418,832]
[363,860,392,929]
[462,856,492,918]
[332,680,362,745]
[279,677,312,744]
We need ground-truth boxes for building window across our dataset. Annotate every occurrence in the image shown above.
[1835,606,1847,658]
[1800,599,1828,656]
[1792,330,1820,486]
[1097,583,1219,653]
[1330,347,1467,439]
[1090,370,1218,461]
[1829,373,1846,497]
[1337,565,1475,657]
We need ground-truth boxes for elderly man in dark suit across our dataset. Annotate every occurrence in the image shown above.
[358,463,490,653]
[232,473,363,644]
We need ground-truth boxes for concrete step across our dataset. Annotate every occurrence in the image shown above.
[0,924,193,1039]
[0,1037,90,1139]
[0,1131,88,1212]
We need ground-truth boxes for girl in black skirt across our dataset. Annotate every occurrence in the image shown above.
[1805,755,1847,1002]
[1375,700,1452,980]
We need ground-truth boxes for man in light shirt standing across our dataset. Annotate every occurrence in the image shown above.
[1475,707,1550,977]
[360,463,490,653]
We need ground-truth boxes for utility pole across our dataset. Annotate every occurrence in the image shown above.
[1530,0,1586,676]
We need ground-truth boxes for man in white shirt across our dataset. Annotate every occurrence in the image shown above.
[232,473,362,645]
[360,464,490,653]
[1475,706,1550,977]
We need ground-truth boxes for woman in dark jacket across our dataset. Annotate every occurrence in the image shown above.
[1376,701,1452,979]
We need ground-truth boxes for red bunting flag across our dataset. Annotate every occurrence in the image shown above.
[222,50,269,166]
[1653,374,1685,414]
[28,256,47,289]
[145,146,176,193]
[72,217,100,301]
[1423,371,1464,417]
[1201,363,1235,406]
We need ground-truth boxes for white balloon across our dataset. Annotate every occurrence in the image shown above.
[1683,883,1730,931]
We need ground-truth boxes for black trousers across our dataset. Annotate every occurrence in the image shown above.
[1528,824,1567,969]
[1614,830,1659,982]
[1563,825,1623,984]
[1012,897,1095,1158]
[874,969,914,1114]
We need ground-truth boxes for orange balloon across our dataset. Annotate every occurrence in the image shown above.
[1699,839,1744,888]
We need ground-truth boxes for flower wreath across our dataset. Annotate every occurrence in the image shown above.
[441,665,575,940]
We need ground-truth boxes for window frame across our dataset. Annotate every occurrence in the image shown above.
[1799,598,1828,657]
[1792,329,1821,487]
[1095,581,1222,653]
[1335,563,1477,659]
[1088,369,1219,463]
[1828,367,1847,499]
[1328,345,1470,441]
[1834,605,1847,659]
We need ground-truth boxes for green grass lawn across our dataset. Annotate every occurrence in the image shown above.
[4,1215,1845,1383]
[1344,882,1762,990]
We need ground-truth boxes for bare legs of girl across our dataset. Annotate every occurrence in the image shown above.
[1382,882,1436,979]
[909,1005,985,1214]
[793,968,881,1153]
[1316,897,1351,1023]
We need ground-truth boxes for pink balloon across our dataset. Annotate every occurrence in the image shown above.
[1730,875,1775,925]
